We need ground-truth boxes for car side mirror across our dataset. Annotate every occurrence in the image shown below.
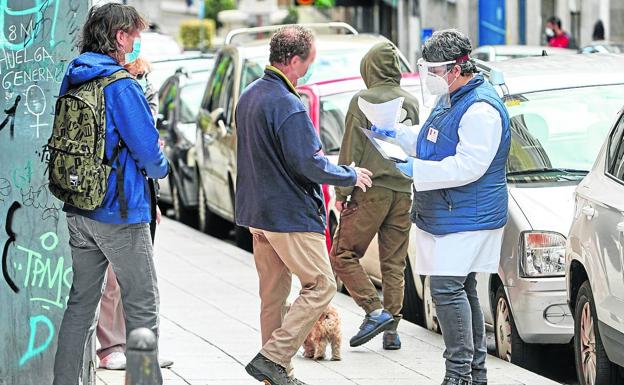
[210,107,228,138]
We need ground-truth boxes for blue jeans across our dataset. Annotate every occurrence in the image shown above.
[430,273,487,383]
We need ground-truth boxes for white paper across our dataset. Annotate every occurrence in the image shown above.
[358,96,405,130]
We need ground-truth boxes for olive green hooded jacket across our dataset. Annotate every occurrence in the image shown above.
[335,42,420,202]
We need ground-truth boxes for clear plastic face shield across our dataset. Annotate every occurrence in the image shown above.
[417,58,456,109]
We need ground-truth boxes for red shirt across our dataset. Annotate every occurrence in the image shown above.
[549,33,570,48]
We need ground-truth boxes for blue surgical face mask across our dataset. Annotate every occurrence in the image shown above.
[125,38,141,64]
[298,63,315,85]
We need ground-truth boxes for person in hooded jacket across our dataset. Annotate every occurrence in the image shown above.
[52,4,168,384]
[330,42,419,350]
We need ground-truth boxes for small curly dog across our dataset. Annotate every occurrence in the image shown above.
[303,304,342,361]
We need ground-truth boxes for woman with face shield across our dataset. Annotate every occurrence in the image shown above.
[380,29,511,385]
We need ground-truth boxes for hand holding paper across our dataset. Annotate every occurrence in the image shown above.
[371,124,397,138]
[396,156,414,178]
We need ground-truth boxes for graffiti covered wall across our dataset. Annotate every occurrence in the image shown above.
[0,1,88,384]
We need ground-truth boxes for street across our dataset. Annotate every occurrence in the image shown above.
[96,217,562,385]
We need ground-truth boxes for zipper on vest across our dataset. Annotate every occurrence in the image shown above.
[442,190,453,212]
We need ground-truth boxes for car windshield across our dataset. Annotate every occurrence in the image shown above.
[505,84,624,183]
[179,82,208,124]
[242,49,411,92]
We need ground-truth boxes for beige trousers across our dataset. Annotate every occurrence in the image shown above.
[96,264,126,359]
[250,228,337,369]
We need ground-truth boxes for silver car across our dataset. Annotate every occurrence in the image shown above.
[566,109,624,385]
[328,53,624,369]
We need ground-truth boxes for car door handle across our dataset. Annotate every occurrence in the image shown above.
[582,206,595,219]
[203,132,216,144]
[617,222,624,233]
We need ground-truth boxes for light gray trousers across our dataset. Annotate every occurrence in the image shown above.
[53,214,162,385]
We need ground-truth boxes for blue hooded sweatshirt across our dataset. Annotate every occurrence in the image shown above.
[59,52,169,224]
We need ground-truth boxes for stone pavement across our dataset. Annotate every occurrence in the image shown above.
[96,217,561,385]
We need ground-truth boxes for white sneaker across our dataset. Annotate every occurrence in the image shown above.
[99,351,126,370]
[99,351,174,370]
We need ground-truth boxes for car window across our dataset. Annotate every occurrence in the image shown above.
[179,83,207,124]
[158,80,178,128]
[607,115,624,180]
[204,55,232,112]
[319,91,355,154]
[504,84,624,182]
[219,61,236,123]
[474,52,489,61]
[241,59,265,93]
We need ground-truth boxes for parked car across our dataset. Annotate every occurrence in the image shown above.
[580,40,624,54]
[195,23,411,249]
[326,53,624,369]
[140,31,184,62]
[150,53,215,91]
[566,109,624,385]
[156,64,214,225]
[472,44,576,61]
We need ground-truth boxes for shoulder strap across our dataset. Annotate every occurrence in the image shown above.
[98,69,133,88]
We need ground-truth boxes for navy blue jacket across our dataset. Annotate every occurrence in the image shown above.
[412,75,511,235]
[60,53,169,224]
[235,67,357,234]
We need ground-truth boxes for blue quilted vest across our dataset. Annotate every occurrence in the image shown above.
[412,74,511,235]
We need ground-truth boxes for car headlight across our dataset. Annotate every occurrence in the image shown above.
[519,231,566,277]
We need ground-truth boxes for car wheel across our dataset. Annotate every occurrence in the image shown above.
[401,257,424,326]
[328,215,346,294]
[197,180,230,238]
[172,178,197,227]
[574,281,621,385]
[423,275,440,332]
[494,285,539,369]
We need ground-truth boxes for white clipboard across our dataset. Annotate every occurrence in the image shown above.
[360,127,408,163]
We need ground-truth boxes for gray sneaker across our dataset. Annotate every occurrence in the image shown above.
[245,353,307,385]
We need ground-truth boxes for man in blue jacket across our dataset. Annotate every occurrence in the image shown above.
[52,4,169,384]
[236,26,373,385]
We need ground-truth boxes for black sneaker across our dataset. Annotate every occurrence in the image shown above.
[245,353,306,385]
[472,381,486,385]
[382,330,401,350]
[441,377,472,385]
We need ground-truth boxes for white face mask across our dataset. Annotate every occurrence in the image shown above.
[545,27,555,38]
[425,72,450,95]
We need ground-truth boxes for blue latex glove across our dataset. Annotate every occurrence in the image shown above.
[396,156,414,178]
[371,124,396,138]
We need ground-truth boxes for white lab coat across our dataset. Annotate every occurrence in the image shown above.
[402,102,505,276]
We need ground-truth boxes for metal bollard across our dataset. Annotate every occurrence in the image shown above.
[124,328,161,385]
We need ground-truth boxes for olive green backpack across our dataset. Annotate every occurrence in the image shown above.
[47,70,132,216]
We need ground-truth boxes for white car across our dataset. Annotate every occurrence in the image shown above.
[566,108,624,385]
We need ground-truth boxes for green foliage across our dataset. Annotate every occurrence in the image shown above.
[179,19,216,50]
[282,7,299,24]
[315,0,334,8]
[204,0,236,26]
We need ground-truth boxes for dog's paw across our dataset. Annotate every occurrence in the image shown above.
[330,355,342,361]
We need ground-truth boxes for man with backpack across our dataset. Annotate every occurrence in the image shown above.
[48,4,168,384]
